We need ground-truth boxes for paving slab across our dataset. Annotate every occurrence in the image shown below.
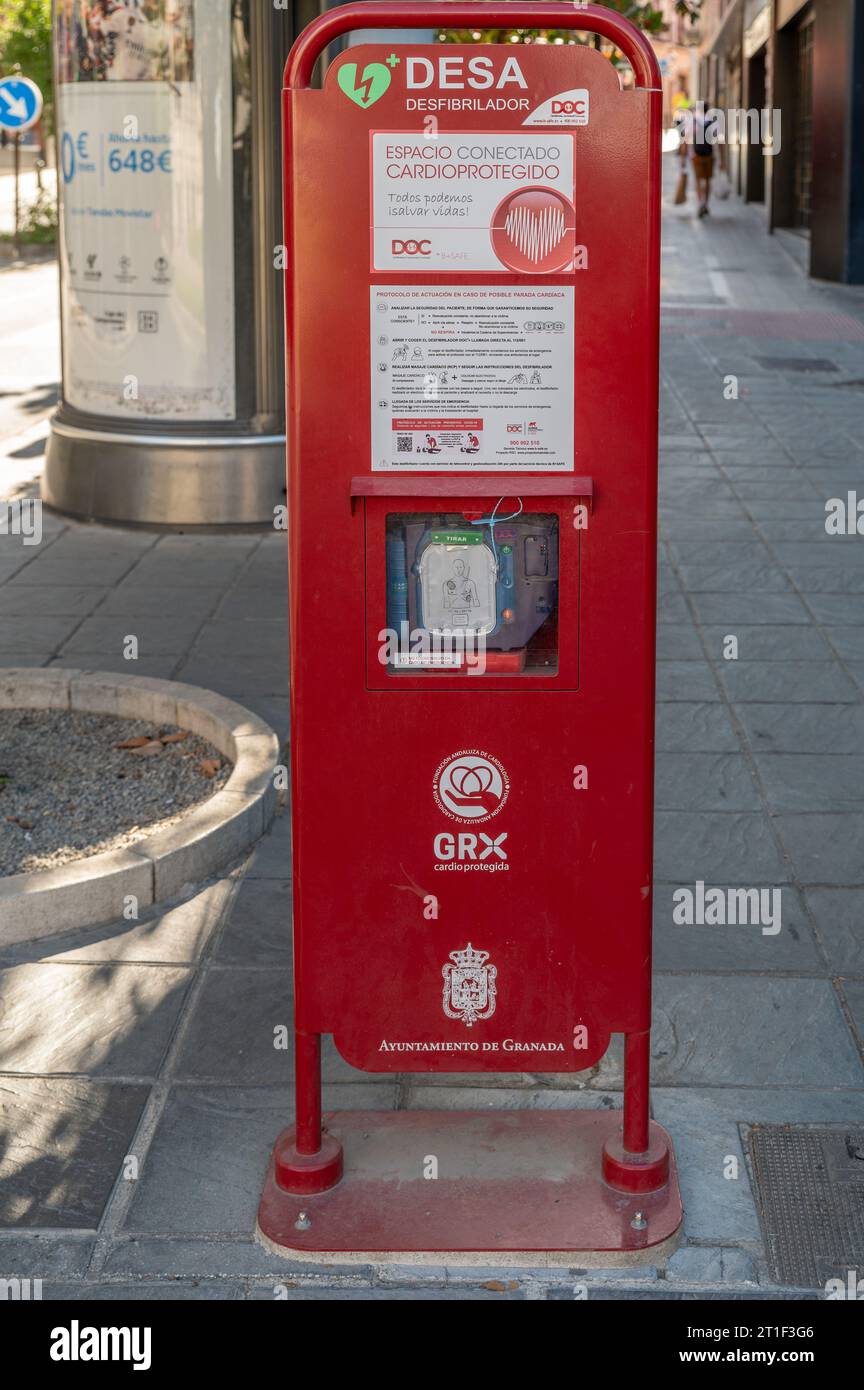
[45,1280,247,1300]
[734,702,864,754]
[824,626,864,662]
[701,625,832,662]
[655,754,760,812]
[0,586,107,617]
[774,813,864,883]
[653,885,822,972]
[0,615,82,654]
[60,614,204,656]
[173,969,380,1086]
[656,661,720,702]
[98,586,219,620]
[688,593,812,626]
[840,978,864,1048]
[667,540,773,566]
[0,961,192,1076]
[650,976,862,1087]
[214,878,292,966]
[754,754,864,812]
[123,1084,395,1236]
[802,888,864,973]
[783,564,864,594]
[651,1088,864,1246]
[720,661,860,703]
[676,562,791,593]
[806,594,864,624]
[173,654,289,701]
[192,621,286,657]
[654,811,790,883]
[655,702,741,753]
[243,811,292,879]
[0,1234,95,1278]
[6,545,153,588]
[215,591,289,622]
[0,1078,149,1228]
[47,654,180,680]
[656,626,704,660]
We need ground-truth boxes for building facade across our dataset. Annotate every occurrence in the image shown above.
[697,0,864,283]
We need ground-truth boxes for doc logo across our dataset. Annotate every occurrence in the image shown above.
[523,88,590,127]
[392,239,431,256]
[442,943,497,1026]
[433,749,510,822]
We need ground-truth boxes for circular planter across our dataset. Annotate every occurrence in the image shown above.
[0,669,281,945]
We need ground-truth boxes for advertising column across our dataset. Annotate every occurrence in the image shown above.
[46,0,285,525]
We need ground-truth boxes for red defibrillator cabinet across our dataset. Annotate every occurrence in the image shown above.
[258,1,682,1262]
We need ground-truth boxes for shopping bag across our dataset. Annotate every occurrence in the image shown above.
[674,169,688,205]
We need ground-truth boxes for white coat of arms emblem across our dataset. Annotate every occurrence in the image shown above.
[442,943,497,1026]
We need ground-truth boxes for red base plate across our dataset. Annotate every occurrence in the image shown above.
[257,1110,682,1263]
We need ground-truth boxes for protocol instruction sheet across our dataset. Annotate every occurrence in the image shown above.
[371,285,575,472]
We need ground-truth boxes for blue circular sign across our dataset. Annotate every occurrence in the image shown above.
[0,77,43,134]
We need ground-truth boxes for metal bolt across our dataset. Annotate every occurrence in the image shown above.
[630,1211,648,1231]
[294,1211,311,1231]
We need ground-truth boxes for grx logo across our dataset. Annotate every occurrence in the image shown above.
[392,239,431,256]
[434,832,508,861]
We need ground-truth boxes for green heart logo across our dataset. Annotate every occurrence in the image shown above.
[337,62,391,109]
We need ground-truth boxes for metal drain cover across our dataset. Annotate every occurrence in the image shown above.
[752,355,839,372]
[748,1124,864,1288]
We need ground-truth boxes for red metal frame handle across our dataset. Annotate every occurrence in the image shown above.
[285,1,662,91]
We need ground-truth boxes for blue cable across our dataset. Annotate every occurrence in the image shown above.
[467,496,523,572]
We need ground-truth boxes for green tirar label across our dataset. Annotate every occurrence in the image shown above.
[429,530,483,545]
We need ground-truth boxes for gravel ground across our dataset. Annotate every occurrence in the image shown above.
[0,710,233,876]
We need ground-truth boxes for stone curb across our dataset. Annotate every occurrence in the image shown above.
[0,668,281,944]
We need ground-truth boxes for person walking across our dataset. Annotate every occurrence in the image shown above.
[673,101,690,207]
[690,107,718,219]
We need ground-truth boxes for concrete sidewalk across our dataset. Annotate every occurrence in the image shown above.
[1,156,863,1300]
[0,166,57,239]
[0,258,59,449]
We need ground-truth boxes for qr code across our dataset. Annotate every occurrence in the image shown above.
[138,310,159,333]
[396,434,413,453]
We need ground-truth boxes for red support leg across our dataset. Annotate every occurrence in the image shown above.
[601,1029,671,1193]
[623,1029,650,1154]
[273,1030,343,1194]
[295,1030,324,1154]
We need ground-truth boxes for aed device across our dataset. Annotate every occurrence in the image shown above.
[258,2,682,1264]
[387,512,559,666]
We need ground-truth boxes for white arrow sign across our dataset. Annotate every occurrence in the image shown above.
[1,94,29,120]
[0,77,43,133]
